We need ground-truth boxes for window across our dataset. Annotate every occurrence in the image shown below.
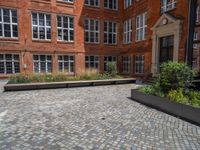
[104,56,117,71]
[104,0,118,10]
[135,55,144,74]
[0,54,20,74]
[85,0,99,7]
[85,56,99,70]
[104,21,117,44]
[85,19,100,43]
[123,19,132,44]
[58,55,74,73]
[33,55,52,73]
[57,15,74,42]
[136,12,147,41]
[196,6,199,22]
[122,56,130,73]
[192,58,197,69]
[62,0,73,2]
[0,8,18,38]
[193,32,198,49]
[32,13,51,40]
[124,0,132,9]
[161,0,176,13]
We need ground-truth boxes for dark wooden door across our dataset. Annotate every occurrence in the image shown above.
[159,35,174,64]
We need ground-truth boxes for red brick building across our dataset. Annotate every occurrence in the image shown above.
[194,0,200,71]
[0,0,197,79]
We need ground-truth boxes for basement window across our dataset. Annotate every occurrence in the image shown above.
[58,55,74,73]
[33,55,52,73]
[0,54,20,74]
[85,56,99,70]
[135,55,144,74]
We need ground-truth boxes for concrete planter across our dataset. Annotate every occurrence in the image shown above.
[4,78,136,91]
[131,89,200,126]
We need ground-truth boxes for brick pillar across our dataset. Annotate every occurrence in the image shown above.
[100,55,104,73]
[23,52,33,74]
[52,53,58,74]
[130,54,134,76]
[117,56,123,74]
[75,53,85,76]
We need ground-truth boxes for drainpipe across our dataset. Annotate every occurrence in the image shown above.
[186,0,197,68]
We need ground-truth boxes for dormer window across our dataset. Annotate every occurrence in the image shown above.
[161,0,176,13]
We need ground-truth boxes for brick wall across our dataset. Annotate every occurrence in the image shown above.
[0,0,193,79]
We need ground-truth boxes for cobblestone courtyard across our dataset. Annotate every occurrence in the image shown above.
[0,84,200,150]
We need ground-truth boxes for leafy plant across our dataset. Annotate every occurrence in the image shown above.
[139,83,164,98]
[167,88,188,105]
[159,61,194,92]
[106,62,118,77]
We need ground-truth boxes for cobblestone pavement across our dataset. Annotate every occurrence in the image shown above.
[0,84,200,150]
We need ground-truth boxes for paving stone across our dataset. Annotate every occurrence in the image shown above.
[0,84,200,149]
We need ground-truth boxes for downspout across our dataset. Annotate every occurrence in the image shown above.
[186,0,197,68]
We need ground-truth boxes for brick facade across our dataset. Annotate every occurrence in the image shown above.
[0,0,196,79]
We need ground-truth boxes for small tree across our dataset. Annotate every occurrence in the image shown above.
[106,62,118,77]
[159,61,194,92]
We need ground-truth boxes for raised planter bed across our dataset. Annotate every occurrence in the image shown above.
[4,78,136,91]
[131,89,200,126]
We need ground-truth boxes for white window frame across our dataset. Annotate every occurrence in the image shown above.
[104,21,117,44]
[84,18,100,44]
[33,55,52,73]
[193,32,198,49]
[123,19,132,44]
[161,0,176,13]
[136,12,147,42]
[57,15,74,42]
[85,56,99,70]
[58,55,75,73]
[0,54,20,74]
[85,0,100,7]
[122,56,130,73]
[0,8,18,39]
[32,12,51,40]
[104,0,118,10]
[124,0,132,9]
[62,0,74,3]
[135,55,144,74]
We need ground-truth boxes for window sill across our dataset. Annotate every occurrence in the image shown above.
[0,37,19,41]
[104,8,118,12]
[135,40,147,43]
[104,44,118,46]
[56,0,74,5]
[56,0,75,8]
[123,42,132,45]
[84,5,100,10]
[85,42,100,45]
[57,41,74,44]
[161,8,176,14]
[32,39,52,43]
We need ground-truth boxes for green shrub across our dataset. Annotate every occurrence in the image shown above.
[185,90,200,108]
[106,62,118,77]
[159,61,194,92]
[139,83,164,98]
[8,73,122,84]
[9,74,29,84]
[167,88,189,105]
